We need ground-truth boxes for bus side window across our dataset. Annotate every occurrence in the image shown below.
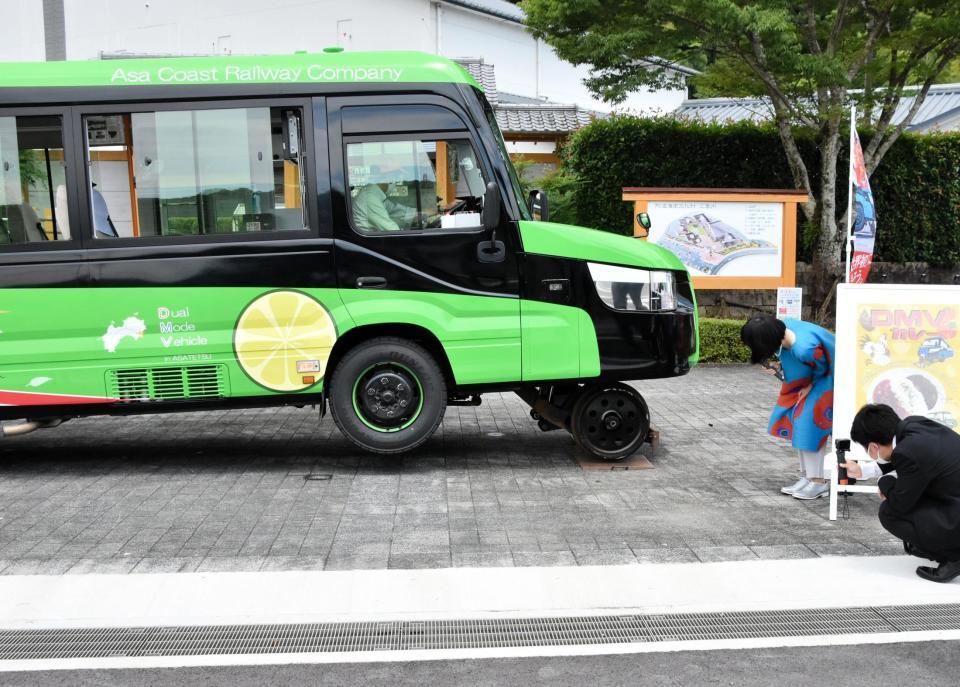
[346,138,487,233]
[0,115,71,245]
[84,106,307,238]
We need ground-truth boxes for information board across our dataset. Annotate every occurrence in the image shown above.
[646,200,783,278]
[622,188,807,290]
[777,287,803,320]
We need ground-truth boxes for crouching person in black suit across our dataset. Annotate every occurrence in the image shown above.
[845,404,960,583]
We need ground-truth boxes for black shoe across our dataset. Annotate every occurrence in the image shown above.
[916,560,960,583]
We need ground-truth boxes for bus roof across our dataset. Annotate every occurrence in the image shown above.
[0,51,481,91]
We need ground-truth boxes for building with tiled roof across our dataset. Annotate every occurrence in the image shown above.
[455,57,605,178]
[675,83,960,133]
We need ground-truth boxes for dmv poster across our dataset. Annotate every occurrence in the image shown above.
[646,200,783,278]
[835,285,960,459]
[855,304,959,430]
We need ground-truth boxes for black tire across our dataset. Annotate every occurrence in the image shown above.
[328,337,446,454]
[570,383,650,461]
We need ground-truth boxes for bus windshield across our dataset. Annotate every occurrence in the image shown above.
[476,92,531,221]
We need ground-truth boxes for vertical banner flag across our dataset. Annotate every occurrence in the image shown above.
[848,109,877,283]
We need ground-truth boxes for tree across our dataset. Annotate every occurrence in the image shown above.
[523,0,960,308]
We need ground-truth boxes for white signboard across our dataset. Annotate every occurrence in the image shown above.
[776,287,803,320]
[646,200,783,278]
[834,283,960,462]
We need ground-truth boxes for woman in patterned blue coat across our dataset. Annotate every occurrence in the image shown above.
[741,315,836,500]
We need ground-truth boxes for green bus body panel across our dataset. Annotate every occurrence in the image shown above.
[0,52,480,90]
[0,287,598,408]
[519,300,600,381]
[339,291,598,385]
[0,287,353,403]
[518,220,685,271]
[689,289,701,367]
[337,289,522,385]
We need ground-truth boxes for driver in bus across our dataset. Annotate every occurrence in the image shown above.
[353,163,419,231]
[353,163,439,231]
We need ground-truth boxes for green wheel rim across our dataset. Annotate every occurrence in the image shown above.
[351,362,424,433]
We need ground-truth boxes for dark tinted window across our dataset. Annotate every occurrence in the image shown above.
[341,105,466,135]
[84,106,307,238]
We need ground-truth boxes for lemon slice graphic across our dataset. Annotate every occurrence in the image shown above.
[234,290,337,392]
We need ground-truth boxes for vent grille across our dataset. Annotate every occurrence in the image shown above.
[1,603,959,661]
[108,365,227,402]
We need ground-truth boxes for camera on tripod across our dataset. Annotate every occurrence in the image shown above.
[835,438,856,486]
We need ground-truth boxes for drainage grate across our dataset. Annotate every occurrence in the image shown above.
[2,604,959,661]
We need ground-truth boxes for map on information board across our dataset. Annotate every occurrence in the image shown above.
[647,201,782,277]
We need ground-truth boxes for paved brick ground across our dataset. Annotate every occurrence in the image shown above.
[0,366,899,575]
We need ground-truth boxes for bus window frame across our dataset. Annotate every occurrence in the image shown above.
[328,94,506,242]
[343,131,492,238]
[74,96,321,249]
[0,105,84,256]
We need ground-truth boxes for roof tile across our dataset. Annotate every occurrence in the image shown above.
[675,84,960,131]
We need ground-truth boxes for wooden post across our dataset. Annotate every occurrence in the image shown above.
[283,161,302,209]
[435,141,449,207]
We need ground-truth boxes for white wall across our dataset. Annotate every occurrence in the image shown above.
[506,140,555,155]
[63,0,437,59]
[439,7,535,97]
[0,0,687,114]
[440,4,687,114]
[0,0,46,62]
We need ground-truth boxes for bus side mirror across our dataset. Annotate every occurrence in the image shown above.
[478,181,505,263]
[637,212,651,233]
[482,181,501,232]
[528,189,549,222]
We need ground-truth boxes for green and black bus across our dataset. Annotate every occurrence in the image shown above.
[0,50,698,460]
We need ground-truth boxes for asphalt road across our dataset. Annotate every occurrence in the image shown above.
[4,641,958,686]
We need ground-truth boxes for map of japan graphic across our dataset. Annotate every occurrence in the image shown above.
[657,212,777,275]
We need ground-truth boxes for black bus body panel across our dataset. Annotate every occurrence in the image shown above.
[520,253,697,380]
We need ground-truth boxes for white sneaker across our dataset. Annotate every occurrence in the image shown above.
[780,477,810,495]
[793,481,830,500]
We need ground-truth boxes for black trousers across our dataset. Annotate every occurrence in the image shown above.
[879,506,959,563]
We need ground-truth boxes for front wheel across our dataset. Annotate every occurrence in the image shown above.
[570,383,650,461]
[328,337,446,454]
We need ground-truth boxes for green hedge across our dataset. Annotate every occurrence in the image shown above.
[561,116,960,266]
[698,318,751,364]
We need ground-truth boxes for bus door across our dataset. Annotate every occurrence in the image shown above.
[326,96,521,386]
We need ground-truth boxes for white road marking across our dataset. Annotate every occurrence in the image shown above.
[1,555,959,671]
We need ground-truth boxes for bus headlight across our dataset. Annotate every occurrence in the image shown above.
[587,263,677,312]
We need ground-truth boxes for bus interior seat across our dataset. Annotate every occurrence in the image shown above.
[0,204,48,243]
[91,187,119,237]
